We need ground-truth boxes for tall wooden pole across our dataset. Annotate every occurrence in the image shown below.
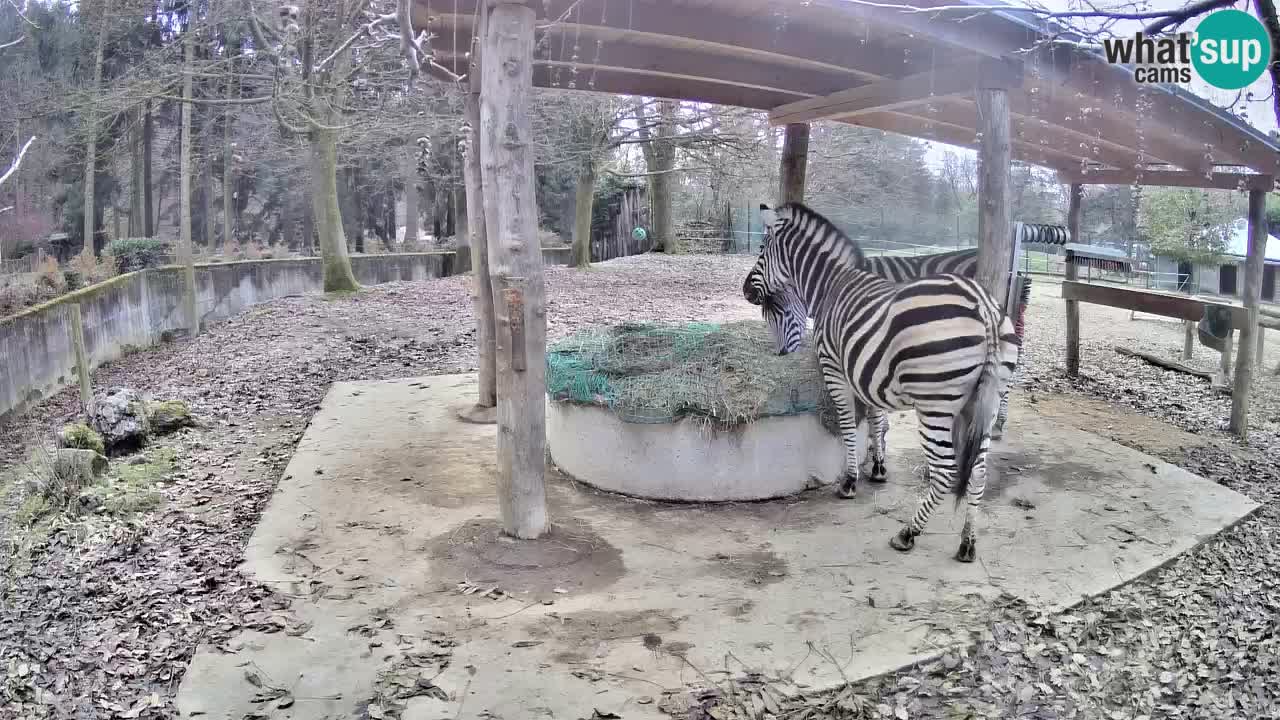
[974,61,1017,309]
[463,26,498,415]
[1064,183,1083,376]
[778,123,809,204]
[1229,188,1268,437]
[480,0,548,539]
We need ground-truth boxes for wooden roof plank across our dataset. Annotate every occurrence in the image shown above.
[1057,169,1277,191]
[767,62,982,126]
[845,111,1088,171]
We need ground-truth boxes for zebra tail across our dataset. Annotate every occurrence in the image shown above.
[952,309,1002,506]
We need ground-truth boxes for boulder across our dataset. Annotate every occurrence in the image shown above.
[57,422,106,455]
[24,448,109,504]
[89,387,151,454]
[149,400,194,435]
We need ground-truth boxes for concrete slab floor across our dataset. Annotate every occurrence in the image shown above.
[177,374,1258,720]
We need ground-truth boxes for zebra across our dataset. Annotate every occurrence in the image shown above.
[861,249,1033,441]
[743,202,1020,562]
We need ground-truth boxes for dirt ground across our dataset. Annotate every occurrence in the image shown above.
[3,255,1280,719]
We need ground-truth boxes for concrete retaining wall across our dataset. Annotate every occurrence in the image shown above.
[1,250,569,420]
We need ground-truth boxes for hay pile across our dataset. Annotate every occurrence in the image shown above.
[546,320,835,427]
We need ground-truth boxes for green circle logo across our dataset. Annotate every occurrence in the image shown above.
[1192,9,1271,90]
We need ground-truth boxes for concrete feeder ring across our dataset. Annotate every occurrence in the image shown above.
[546,400,845,502]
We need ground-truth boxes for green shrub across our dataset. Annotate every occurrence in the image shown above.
[63,270,83,291]
[103,237,171,272]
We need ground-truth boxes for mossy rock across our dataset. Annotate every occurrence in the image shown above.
[149,400,194,435]
[58,423,106,455]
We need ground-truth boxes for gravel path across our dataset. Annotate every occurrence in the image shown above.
[3,255,1279,719]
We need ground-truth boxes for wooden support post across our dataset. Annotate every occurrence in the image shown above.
[1183,320,1194,361]
[1064,184,1083,377]
[68,303,92,414]
[462,14,497,416]
[778,123,809,204]
[1229,188,1267,437]
[974,62,1015,309]
[1258,328,1266,366]
[480,0,548,539]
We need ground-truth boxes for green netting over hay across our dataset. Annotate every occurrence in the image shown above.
[546,320,837,427]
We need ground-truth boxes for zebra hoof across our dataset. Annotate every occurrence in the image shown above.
[836,481,856,499]
[955,537,976,563]
[889,528,916,552]
[869,460,889,483]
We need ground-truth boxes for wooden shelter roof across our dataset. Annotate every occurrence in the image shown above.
[412,0,1280,185]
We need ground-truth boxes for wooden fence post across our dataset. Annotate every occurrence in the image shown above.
[1183,320,1194,361]
[480,0,548,539]
[1064,184,1083,376]
[68,303,92,414]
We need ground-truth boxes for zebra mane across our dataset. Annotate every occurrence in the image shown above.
[774,202,866,268]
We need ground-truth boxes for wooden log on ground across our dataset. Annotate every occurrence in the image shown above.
[480,1,548,539]
[1064,184,1082,376]
[1115,346,1213,381]
[1230,188,1267,437]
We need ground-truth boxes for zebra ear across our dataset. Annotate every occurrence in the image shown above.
[759,204,778,228]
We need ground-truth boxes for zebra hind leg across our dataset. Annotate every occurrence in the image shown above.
[955,439,991,563]
[992,388,1010,440]
[820,363,863,498]
[890,413,957,552]
[862,409,889,483]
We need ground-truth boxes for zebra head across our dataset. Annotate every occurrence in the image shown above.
[743,203,807,355]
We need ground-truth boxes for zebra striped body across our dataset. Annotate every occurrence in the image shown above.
[862,249,1033,440]
[744,202,1020,562]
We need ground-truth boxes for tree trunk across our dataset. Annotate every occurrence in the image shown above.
[82,11,108,258]
[480,2,547,539]
[635,100,677,252]
[201,151,215,249]
[222,95,233,249]
[402,151,418,249]
[311,128,359,292]
[281,190,296,250]
[300,178,314,253]
[178,26,198,335]
[144,101,155,237]
[129,110,144,238]
[572,159,595,268]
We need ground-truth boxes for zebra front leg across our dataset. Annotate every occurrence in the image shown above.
[820,363,862,498]
[890,415,957,552]
[861,408,890,483]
